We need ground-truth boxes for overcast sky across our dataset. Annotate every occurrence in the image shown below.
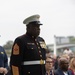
[0,0,75,46]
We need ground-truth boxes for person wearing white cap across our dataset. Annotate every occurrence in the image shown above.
[10,14,47,75]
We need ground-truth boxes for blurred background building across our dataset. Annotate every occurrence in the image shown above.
[47,36,75,56]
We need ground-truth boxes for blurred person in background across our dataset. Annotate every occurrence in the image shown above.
[63,48,73,55]
[68,53,75,62]
[61,54,70,62]
[69,57,75,75]
[54,57,72,75]
[0,46,8,75]
[45,57,55,75]
[46,50,51,58]
[54,55,61,70]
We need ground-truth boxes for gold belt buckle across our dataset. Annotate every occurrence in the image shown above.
[40,59,44,64]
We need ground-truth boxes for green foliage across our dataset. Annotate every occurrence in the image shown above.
[69,37,75,43]
[3,40,13,50]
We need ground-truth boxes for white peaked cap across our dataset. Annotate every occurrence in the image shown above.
[23,14,42,25]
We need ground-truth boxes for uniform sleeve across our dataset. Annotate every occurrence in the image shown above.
[10,38,24,75]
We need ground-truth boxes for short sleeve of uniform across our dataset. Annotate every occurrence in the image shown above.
[10,38,24,75]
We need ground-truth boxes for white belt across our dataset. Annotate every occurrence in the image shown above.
[22,60,45,65]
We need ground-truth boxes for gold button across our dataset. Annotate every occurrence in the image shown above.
[40,55,42,57]
[37,43,38,45]
[39,51,41,53]
[35,39,37,41]
[38,47,40,49]
[31,48,33,49]
[28,72,30,74]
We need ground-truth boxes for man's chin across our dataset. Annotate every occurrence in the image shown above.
[34,35,39,38]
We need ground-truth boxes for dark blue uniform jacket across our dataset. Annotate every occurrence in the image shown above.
[10,33,47,75]
[0,46,8,75]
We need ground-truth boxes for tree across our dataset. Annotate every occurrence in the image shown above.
[3,40,13,50]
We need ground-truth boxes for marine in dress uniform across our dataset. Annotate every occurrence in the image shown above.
[0,46,8,75]
[10,14,47,75]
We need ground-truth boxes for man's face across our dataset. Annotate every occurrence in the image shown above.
[28,24,40,38]
[45,58,53,71]
[60,58,69,71]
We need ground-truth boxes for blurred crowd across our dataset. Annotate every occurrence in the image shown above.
[45,48,75,75]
